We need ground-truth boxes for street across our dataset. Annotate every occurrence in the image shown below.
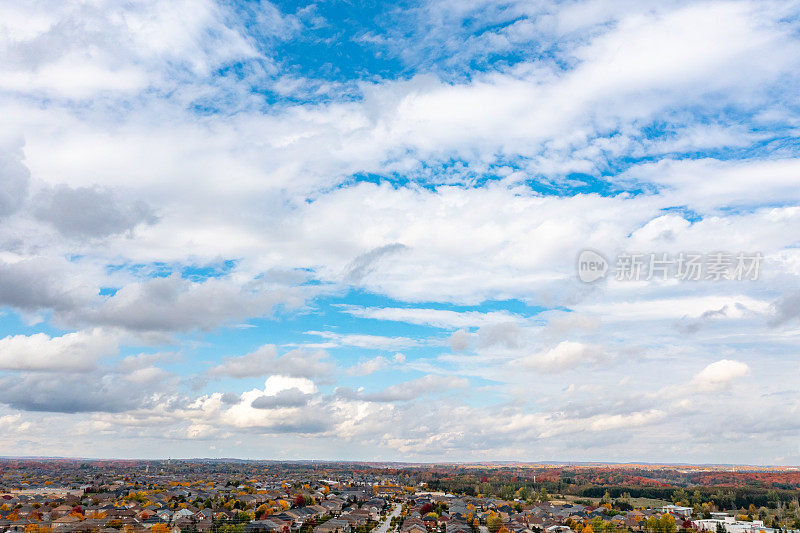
[372,503,403,533]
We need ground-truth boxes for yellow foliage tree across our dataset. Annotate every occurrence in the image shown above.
[151,524,170,533]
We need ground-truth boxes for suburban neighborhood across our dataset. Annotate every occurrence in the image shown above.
[0,462,798,533]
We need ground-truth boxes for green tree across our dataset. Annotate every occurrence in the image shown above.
[487,515,504,533]
[673,490,689,505]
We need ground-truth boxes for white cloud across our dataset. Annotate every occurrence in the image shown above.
[347,353,406,376]
[0,329,117,372]
[208,346,333,379]
[691,359,750,390]
[338,305,525,329]
[262,375,317,396]
[523,341,606,373]
[305,331,420,350]
[0,0,259,99]
[0,0,798,461]
[357,374,469,402]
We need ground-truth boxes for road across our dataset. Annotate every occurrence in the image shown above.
[372,503,402,533]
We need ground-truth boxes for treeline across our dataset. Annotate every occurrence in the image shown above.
[424,476,560,499]
[578,486,800,509]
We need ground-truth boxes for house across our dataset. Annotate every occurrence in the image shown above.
[52,515,82,529]
[247,520,289,533]
[402,518,428,533]
[314,518,351,533]
[447,520,472,533]
[173,509,194,521]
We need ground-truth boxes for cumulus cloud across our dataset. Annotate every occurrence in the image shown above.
[769,289,800,327]
[77,274,304,333]
[251,388,312,409]
[339,305,524,329]
[220,392,242,405]
[675,305,729,334]
[522,341,606,373]
[305,331,420,350]
[0,366,173,413]
[186,376,330,435]
[0,259,307,336]
[0,257,97,314]
[347,353,406,376]
[359,374,469,402]
[116,351,179,373]
[0,0,259,99]
[0,139,30,217]
[691,359,750,390]
[0,329,117,372]
[0,0,799,461]
[344,243,408,283]
[207,346,333,379]
[449,329,472,352]
[32,184,158,238]
[261,375,317,396]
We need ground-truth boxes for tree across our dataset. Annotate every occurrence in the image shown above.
[25,525,52,533]
[487,515,504,533]
[660,514,677,533]
[151,525,170,533]
[716,522,727,533]
[673,490,689,506]
[644,515,676,533]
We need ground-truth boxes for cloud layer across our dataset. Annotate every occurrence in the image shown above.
[0,0,799,464]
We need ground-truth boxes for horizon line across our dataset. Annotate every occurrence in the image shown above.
[0,456,798,469]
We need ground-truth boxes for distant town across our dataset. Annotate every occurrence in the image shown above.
[0,461,798,533]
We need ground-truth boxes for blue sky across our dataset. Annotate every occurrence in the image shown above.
[1,0,800,463]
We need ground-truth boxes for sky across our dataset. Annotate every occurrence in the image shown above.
[1,0,800,464]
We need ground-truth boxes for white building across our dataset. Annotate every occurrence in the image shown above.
[693,516,767,533]
[659,505,694,518]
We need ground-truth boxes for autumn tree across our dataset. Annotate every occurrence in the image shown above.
[487,515,504,533]
[150,524,170,533]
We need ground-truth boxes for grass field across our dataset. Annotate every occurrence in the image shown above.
[561,494,672,509]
